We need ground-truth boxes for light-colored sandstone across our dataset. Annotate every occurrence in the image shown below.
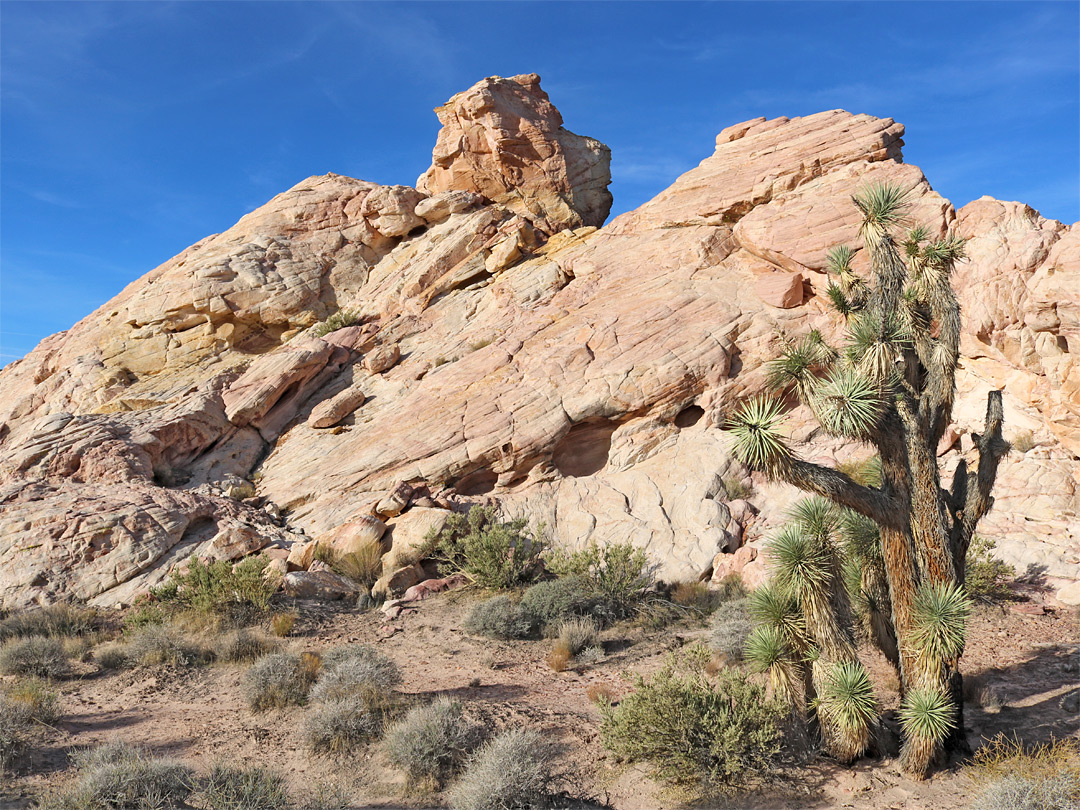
[308,384,366,429]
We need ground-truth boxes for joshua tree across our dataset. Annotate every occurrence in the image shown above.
[730,182,1008,777]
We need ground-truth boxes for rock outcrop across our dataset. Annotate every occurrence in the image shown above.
[0,74,1076,609]
[417,73,612,234]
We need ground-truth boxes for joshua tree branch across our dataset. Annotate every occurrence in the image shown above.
[948,390,1008,570]
[779,458,905,531]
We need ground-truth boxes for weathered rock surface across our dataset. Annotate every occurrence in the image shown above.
[417,73,612,234]
[0,76,1077,609]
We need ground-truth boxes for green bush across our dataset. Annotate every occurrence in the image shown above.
[709,596,752,660]
[462,596,534,640]
[148,555,276,622]
[600,647,784,792]
[518,575,611,632]
[0,635,68,678]
[244,652,318,711]
[422,507,545,589]
[199,762,290,810]
[0,604,97,641]
[721,476,753,501]
[38,742,193,809]
[447,727,554,810]
[545,541,653,618]
[382,696,481,788]
[965,536,1015,602]
[125,624,211,667]
[94,643,131,670]
[312,309,362,338]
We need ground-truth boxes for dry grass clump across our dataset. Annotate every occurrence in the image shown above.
[546,643,572,673]
[708,596,753,661]
[670,581,721,613]
[0,604,97,641]
[198,762,290,810]
[313,542,384,588]
[1,696,33,769]
[585,683,617,705]
[269,611,297,638]
[244,652,320,711]
[304,645,402,754]
[382,696,482,789]
[447,727,554,810]
[555,617,599,656]
[1010,430,1036,454]
[463,595,534,640]
[3,677,60,725]
[215,629,281,664]
[968,735,1080,810]
[125,624,211,667]
[0,635,68,678]
[312,309,362,338]
[94,643,130,671]
[37,741,193,809]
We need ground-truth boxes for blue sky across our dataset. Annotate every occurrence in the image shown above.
[2,1,1077,363]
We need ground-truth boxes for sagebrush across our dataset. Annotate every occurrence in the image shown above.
[383,697,481,789]
[447,727,554,810]
[422,506,545,589]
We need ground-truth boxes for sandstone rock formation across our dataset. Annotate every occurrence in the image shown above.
[0,74,1076,609]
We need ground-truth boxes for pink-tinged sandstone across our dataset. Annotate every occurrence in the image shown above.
[0,77,1077,609]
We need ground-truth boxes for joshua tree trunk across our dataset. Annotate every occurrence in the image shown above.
[730,182,1008,777]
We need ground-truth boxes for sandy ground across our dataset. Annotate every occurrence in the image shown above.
[3,581,1077,810]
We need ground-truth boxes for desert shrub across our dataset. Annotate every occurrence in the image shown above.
[555,617,599,657]
[198,762,290,810]
[713,572,748,601]
[670,581,718,612]
[968,735,1080,810]
[422,506,545,589]
[0,635,68,678]
[304,697,384,754]
[600,647,784,792]
[382,696,481,789]
[0,604,97,641]
[965,535,1015,602]
[297,781,351,810]
[314,645,401,703]
[1010,430,1036,454]
[518,575,610,632]
[149,555,276,622]
[313,542,383,588]
[545,541,653,619]
[721,476,753,501]
[462,596,535,640]
[447,727,554,810]
[312,309,362,338]
[125,624,210,667]
[40,741,193,809]
[215,629,281,664]
[834,455,882,488]
[94,643,130,670]
[0,695,33,769]
[3,677,60,725]
[709,596,753,661]
[245,652,318,711]
[269,612,296,637]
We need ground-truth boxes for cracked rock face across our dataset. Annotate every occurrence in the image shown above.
[0,78,1077,609]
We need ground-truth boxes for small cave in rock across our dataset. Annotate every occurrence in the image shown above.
[674,404,705,428]
[455,468,498,496]
[552,419,618,478]
[178,516,220,550]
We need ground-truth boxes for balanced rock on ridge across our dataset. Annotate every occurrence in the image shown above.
[0,74,1077,609]
[418,73,613,234]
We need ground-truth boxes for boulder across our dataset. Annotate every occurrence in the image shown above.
[364,344,400,374]
[323,515,387,557]
[283,568,359,600]
[308,384,366,429]
[371,562,426,601]
[711,545,758,585]
[375,481,414,519]
[417,73,612,233]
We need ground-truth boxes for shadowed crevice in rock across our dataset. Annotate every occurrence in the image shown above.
[552,419,618,478]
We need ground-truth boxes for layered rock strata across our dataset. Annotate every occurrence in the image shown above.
[0,74,1076,609]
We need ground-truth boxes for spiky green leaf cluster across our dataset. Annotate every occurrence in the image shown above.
[790,497,840,543]
[771,526,833,603]
[766,332,837,398]
[728,396,790,470]
[853,182,911,232]
[899,687,955,742]
[817,661,877,736]
[815,367,886,439]
[846,311,912,381]
[910,580,971,663]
